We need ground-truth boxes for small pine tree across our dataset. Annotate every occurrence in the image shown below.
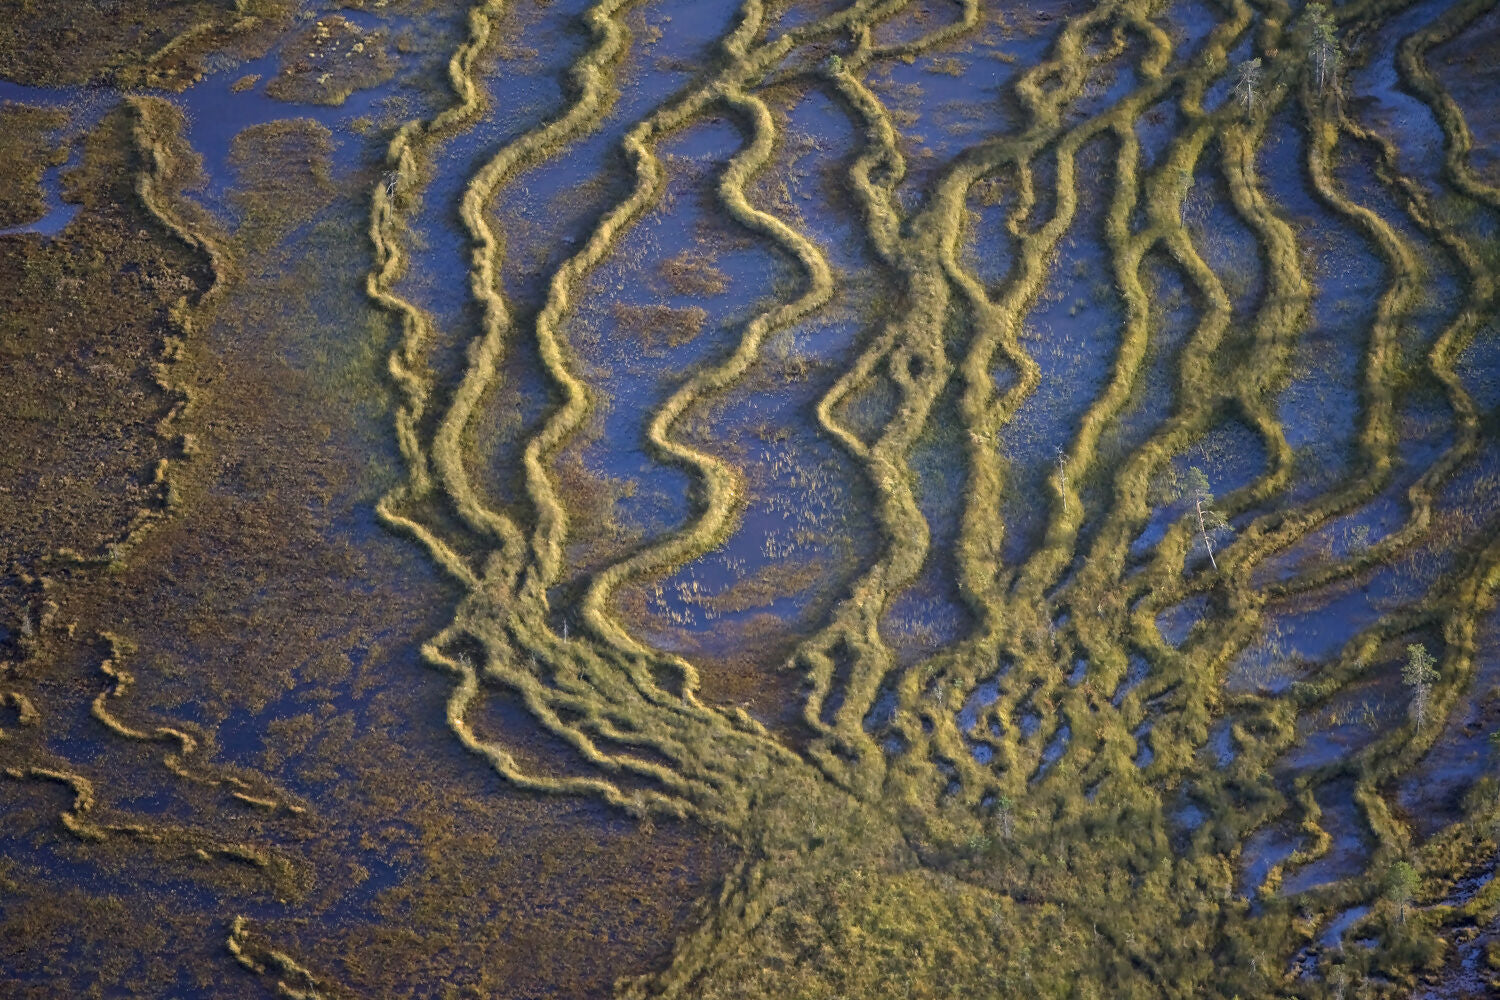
[1184,466,1229,570]
[1402,642,1438,730]
[1234,58,1263,115]
[995,795,1015,839]
[1306,4,1340,94]
[1327,966,1349,1000]
[1386,860,1420,922]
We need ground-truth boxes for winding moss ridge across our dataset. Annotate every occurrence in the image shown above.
[45,96,228,574]
[370,0,1500,994]
[227,915,337,1000]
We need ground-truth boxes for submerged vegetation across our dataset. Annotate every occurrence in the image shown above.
[5,0,1500,995]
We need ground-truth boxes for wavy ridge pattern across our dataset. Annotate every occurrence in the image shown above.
[369,0,1500,993]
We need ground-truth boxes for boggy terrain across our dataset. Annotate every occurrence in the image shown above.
[5,0,1500,997]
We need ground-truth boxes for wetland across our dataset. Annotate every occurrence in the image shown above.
[4,0,1500,996]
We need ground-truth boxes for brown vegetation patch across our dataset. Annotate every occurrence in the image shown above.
[265,15,397,106]
[655,250,729,297]
[0,102,206,587]
[0,0,297,89]
[228,119,336,253]
[611,301,709,354]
